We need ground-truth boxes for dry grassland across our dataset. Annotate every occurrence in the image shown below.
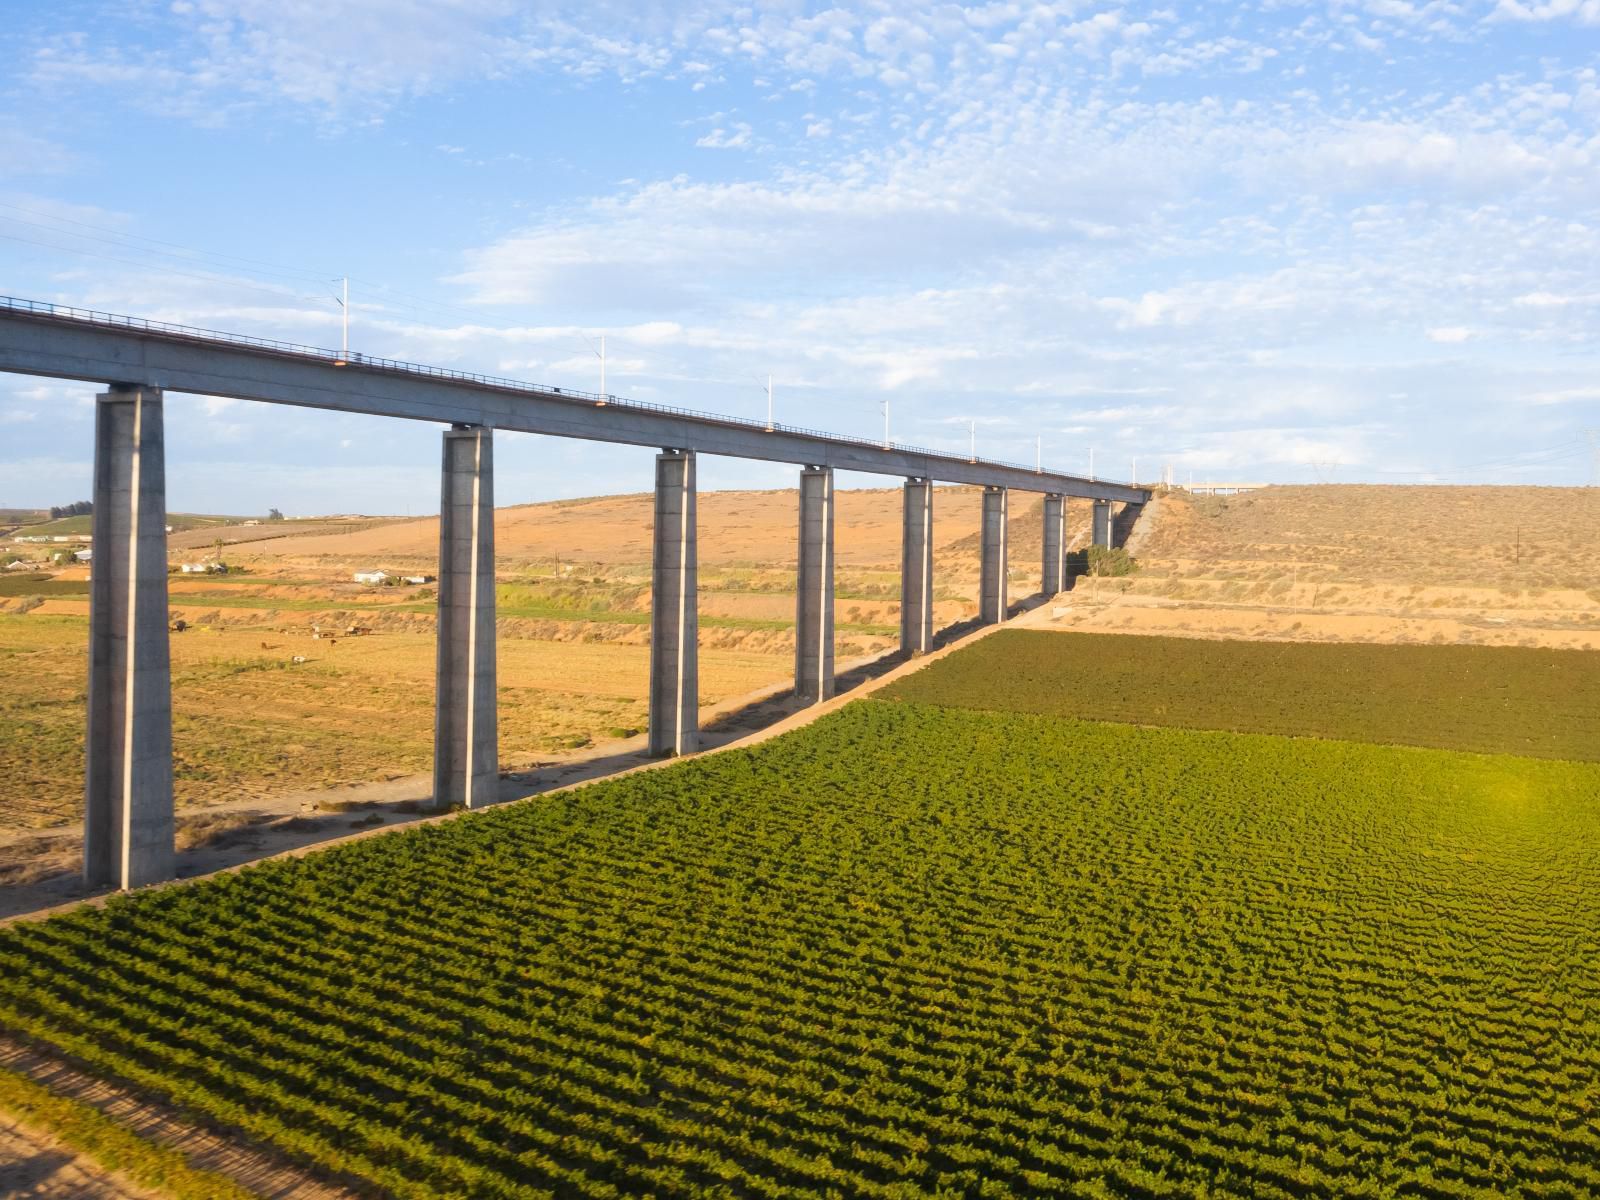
[1049,485,1600,650]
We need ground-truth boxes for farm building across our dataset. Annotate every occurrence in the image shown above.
[353,569,389,585]
[402,574,435,585]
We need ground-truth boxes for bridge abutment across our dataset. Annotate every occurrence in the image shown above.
[433,425,498,810]
[1042,493,1065,597]
[980,485,1008,624]
[649,450,698,756]
[794,466,835,703]
[900,479,934,655]
[84,385,175,890]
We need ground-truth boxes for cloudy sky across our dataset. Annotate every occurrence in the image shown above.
[2,0,1597,514]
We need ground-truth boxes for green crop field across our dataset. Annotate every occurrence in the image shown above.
[1,660,1598,1196]
[882,630,1600,762]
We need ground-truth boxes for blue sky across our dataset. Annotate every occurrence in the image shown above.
[2,0,1597,514]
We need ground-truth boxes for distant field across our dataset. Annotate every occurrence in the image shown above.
[883,630,1600,761]
[1,699,1595,1197]
[0,614,787,831]
[8,512,247,539]
[0,575,87,597]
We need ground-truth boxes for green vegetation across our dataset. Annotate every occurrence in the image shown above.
[2,696,1597,1197]
[0,574,89,597]
[882,630,1600,761]
[1067,547,1138,578]
[0,1064,259,1200]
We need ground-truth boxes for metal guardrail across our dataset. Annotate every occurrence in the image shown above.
[0,295,1133,487]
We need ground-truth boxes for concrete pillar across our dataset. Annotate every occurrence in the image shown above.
[980,486,1008,624]
[900,478,934,655]
[1042,493,1065,597]
[1093,498,1113,548]
[84,385,174,890]
[649,450,698,756]
[433,425,498,810]
[794,466,834,703]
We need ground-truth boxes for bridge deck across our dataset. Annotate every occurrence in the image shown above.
[0,297,1147,501]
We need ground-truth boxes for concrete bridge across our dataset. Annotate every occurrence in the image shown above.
[0,296,1149,890]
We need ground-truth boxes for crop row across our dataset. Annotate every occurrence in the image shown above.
[879,630,1600,762]
[1,701,1597,1196]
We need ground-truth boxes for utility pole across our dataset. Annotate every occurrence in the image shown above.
[969,420,976,463]
[766,374,774,431]
[882,398,890,450]
[332,277,349,363]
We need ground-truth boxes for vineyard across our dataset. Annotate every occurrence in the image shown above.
[882,630,1600,761]
[2,692,1598,1197]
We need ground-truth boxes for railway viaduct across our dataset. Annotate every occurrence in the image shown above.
[0,296,1149,890]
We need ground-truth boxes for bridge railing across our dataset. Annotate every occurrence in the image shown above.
[1,294,1131,486]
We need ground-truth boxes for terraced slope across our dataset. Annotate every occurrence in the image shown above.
[2,687,1597,1197]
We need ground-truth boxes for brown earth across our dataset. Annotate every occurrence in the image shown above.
[256,487,994,568]
[1038,485,1600,650]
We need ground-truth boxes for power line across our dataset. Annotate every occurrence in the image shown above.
[0,231,332,307]
[0,201,336,285]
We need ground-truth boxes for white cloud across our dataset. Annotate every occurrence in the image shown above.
[0,124,77,175]
[1521,386,1600,404]
[695,122,753,149]
[1491,0,1600,23]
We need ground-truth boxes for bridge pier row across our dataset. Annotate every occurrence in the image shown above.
[979,485,1008,624]
[794,466,835,703]
[1041,493,1065,597]
[1092,497,1113,549]
[84,385,175,890]
[432,425,498,810]
[900,479,934,655]
[649,450,698,756]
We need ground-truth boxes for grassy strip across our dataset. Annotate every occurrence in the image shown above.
[0,577,90,597]
[880,628,1600,761]
[0,1061,258,1200]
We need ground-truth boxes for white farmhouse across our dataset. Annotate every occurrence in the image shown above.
[353,569,389,585]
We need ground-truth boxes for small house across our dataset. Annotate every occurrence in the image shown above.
[402,574,436,585]
[353,570,389,585]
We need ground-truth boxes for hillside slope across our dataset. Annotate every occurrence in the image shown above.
[1040,485,1600,650]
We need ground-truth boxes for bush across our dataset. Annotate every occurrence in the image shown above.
[1067,547,1137,578]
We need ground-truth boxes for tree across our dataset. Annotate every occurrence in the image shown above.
[267,508,285,521]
